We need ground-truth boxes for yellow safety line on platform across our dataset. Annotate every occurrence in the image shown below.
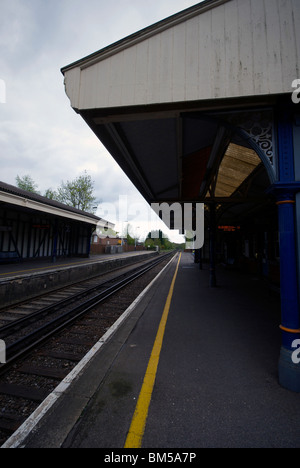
[124,252,182,449]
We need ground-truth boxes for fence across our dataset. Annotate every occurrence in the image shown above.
[90,244,145,255]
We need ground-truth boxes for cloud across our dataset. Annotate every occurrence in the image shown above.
[0,0,200,242]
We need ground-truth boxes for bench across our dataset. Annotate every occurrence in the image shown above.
[0,252,20,263]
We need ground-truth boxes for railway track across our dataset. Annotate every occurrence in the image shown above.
[0,253,162,327]
[0,251,176,445]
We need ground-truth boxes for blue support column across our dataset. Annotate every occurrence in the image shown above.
[276,192,300,392]
[293,117,300,310]
[270,103,300,392]
[276,195,300,341]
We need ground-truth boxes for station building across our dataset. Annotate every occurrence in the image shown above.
[0,181,110,262]
[61,0,300,391]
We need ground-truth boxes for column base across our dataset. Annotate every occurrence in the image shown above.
[278,346,300,393]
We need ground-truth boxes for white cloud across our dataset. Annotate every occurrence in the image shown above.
[0,0,200,242]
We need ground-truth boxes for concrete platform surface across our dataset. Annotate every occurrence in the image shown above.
[4,253,300,448]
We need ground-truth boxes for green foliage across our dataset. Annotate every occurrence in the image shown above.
[16,175,40,194]
[56,172,96,213]
[126,233,136,246]
[44,188,58,200]
[15,171,97,213]
[145,230,185,250]
[123,224,136,245]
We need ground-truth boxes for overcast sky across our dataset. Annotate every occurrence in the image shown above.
[0,0,201,241]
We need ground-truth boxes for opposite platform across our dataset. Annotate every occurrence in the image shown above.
[0,251,157,308]
[5,252,300,448]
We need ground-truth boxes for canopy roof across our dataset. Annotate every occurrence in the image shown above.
[62,0,299,223]
[0,181,113,228]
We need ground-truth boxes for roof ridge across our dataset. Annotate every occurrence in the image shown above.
[0,180,100,220]
[61,0,231,73]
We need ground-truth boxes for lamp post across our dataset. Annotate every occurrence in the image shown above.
[135,226,140,251]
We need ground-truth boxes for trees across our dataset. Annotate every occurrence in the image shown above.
[56,173,96,213]
[16,175,40,194]
[44,188,57,200]
[145,230,185,250]
[15,172,97,213]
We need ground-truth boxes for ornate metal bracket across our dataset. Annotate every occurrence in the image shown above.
[221,109,275,170]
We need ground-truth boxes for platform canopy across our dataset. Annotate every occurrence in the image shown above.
[0,181,115,260]
[61,0,299,215]
[0,181,105,226]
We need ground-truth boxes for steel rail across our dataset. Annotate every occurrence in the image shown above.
[0,253,169,338]
[0,252,175,372]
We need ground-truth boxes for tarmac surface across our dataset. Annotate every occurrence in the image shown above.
[5,252,300,448]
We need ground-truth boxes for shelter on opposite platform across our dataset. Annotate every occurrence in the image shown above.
[0,181,113,262]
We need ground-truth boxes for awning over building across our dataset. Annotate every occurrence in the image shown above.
[0,181,113,260]
[0,181,101,226]
[61,0,299,211]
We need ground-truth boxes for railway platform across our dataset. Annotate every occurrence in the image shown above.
[3,252,300,449]
[0,251,155,280]
[0,251,157,308]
